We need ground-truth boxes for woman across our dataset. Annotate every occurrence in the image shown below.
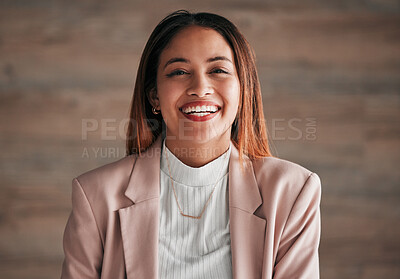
[61,10,321,279]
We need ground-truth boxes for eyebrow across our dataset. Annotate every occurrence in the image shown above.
[206,56,232,64]
[163,57,189,69]
[163,56,233,69]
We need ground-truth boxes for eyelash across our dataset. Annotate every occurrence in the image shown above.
[212,69,229,74]
[166,70,187,77]
[166,68,229,77]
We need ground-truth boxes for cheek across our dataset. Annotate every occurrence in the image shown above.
[223,80,240,107]
[158,76,186,94]
[157,82,179,107]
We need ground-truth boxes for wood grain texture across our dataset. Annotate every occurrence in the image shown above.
[0,1,399,278]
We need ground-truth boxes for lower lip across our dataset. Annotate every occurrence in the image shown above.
[180,109,220,122]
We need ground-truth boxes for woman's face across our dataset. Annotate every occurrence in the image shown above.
[152,25,240,145]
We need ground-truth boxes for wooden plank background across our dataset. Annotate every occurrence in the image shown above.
[0,0,399,278]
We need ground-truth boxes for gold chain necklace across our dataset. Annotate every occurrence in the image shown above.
[164,145,229,219]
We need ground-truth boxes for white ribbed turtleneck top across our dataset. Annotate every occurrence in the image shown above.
[158,138,233,279]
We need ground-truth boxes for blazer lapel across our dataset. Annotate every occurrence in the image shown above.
[118,136,162,279]
[229,144,266,279]
[118,136,266,279]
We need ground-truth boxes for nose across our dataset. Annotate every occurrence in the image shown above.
[187,72,213,97]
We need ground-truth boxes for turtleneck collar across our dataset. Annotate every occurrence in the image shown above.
[160,138,231,187]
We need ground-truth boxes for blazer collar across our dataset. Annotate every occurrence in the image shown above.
[119,135,266,279]
[124,135,162,203]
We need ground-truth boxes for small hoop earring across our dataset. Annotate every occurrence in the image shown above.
[152,107,160,114]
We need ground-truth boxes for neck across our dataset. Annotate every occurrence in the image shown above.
[164,136,231,168]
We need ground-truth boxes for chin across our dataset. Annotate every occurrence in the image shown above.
[166,123,231,143]
[186,130,229,144]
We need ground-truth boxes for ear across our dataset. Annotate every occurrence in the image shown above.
[147,88,160,108]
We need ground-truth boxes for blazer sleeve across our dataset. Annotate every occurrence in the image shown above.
[274,173,322,279]
[61,178,103,279]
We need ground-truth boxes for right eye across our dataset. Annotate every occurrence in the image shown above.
[166,70,188,77]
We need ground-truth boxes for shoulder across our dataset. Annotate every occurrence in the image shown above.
[251,156,321,212]
[73,155,137,209]
[252,156,318,186]
[76,155,137,186]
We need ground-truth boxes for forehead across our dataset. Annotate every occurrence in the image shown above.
[160,26,234,61]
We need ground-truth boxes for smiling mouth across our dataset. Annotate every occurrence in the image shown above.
[179,105,221,116]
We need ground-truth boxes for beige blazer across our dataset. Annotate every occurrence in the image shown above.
[61,135,321,279]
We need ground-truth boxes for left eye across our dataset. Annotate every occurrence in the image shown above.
[211,69,228,74]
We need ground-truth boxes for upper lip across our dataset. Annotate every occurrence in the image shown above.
[179,101,221,113]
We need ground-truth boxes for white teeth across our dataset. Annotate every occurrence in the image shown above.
[191,112,211,116]
[182,105,219,114]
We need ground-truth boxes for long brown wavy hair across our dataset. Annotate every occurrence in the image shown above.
[126,10,272,169]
